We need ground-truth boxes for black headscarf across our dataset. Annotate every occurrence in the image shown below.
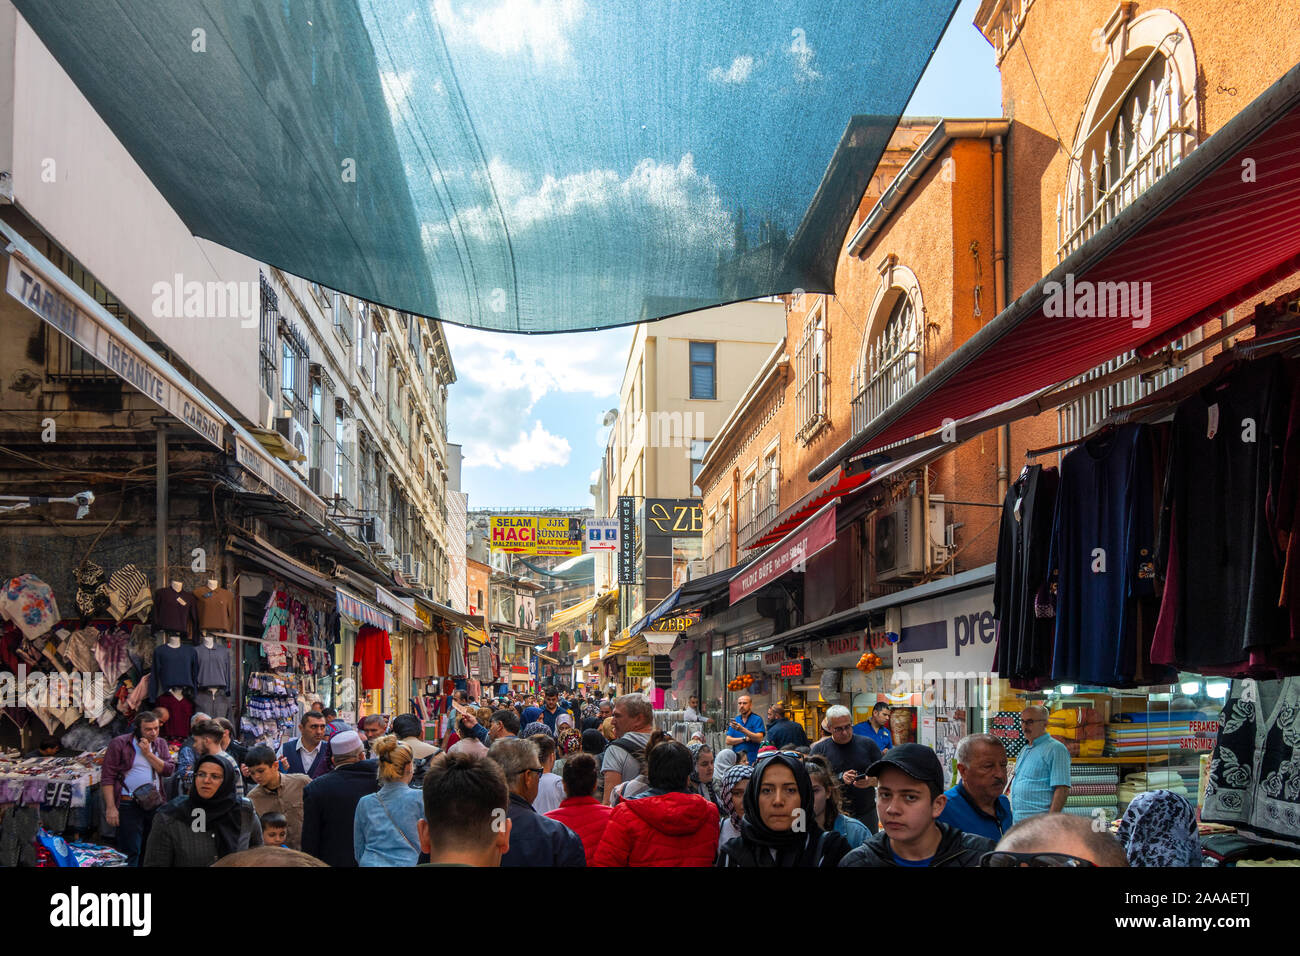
[161,752,243,858]
[735,752,829,867]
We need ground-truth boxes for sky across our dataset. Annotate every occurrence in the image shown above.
[448,0,1002,509]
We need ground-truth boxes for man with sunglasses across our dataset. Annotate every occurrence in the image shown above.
[490,736,585,867]
[810,705,882,830]
[1008,705,1071,823]
[980,811,1128,867]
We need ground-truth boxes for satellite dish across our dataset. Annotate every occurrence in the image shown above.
[601,409,618,426]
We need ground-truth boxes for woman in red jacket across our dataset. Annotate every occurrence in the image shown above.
[544,754,613,865]
[593,733,720,867]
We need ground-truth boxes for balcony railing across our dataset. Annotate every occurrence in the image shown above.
[1056,349,1187,447]
[852,314,922,437]
[1057,107,1196,260]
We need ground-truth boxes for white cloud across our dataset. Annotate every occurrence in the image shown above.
[708,55,755,84]
[588,467,601,483]
[423,153,733,254]
[444,326,630,404]
[432,0,586,64]
[462,417,571,471]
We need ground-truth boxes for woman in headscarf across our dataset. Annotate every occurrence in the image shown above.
[143,753,261,866]
[521,720,555,740]
[687,741,717,805]
[554,726,583,776]
[1117,789,1202,867]
[713,746,739,781]
[716,752,852,867]
[715,763,752,849]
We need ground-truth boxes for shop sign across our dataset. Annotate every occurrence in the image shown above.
[586,518,619,552]
[809,631,892,669]
[780,658,813,679]
[895,585,996,677]
[647,610,701,633]
[234,436,329,526]
[730,501,836,604]
[626,656,653,679]
[618,497,637,584]
[6,256,226,449]
[645,498,704,537]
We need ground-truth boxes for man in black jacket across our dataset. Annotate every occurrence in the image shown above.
[489,737,585,867]
[300,731,378,867]
[840,744,993,867]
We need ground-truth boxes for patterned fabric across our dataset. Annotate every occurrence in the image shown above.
[106,565,152,623]
[1117,789,1202,867]
[1203,677,1300,847]
[0,574,60,641]
[716,764,753,830]
[557,727,582,756]
[522,721,554,739]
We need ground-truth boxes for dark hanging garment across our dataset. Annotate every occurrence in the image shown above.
[1048,424,1155,686]
[1156,357,1291,669]
[993,464,1059,685]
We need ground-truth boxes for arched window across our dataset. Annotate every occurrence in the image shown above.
[1058,12,1198,258]
[853,257,925,436]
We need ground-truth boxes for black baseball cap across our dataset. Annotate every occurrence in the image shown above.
[867,743,945,796]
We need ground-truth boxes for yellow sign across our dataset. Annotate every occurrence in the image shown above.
[491,515,584,555]
[626,658,653,679]
[490,516,537,552]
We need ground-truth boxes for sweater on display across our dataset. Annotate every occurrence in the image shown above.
[195,643,231,692]
[152,642,198,692]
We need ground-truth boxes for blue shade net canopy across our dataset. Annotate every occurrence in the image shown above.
[15,0,958,333]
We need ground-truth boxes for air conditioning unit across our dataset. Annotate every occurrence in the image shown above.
[409,561,426,586]
[400,552,415,576]
[308,467,336,499]
[274,415,311,478]
[377,532,395,558]
[874,495,948,583]
[361,515,386,545]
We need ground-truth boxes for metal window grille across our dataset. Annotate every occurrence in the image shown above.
[795,301,827,441]
[852,294,922,436]
[259,273,279,396]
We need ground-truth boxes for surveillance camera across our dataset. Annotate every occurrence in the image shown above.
[73,490,94,520]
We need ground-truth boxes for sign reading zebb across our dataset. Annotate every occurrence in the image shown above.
[644,498,704,536]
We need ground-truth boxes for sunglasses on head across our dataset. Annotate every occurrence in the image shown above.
[979,850,1095,868]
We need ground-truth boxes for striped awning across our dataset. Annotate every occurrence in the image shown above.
[336,588,394,631]
[376,585,421,630]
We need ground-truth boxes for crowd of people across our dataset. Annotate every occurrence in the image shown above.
[97,688,1202,867]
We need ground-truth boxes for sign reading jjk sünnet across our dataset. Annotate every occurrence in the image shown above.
[5,256,225,448]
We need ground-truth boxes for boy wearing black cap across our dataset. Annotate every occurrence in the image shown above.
[840,743,995,867]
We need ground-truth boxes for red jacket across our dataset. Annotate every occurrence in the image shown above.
[545,796,614,865]
[592,791,720,867]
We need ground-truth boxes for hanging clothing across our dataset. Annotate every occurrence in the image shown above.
[1047,424,1157,686]
[448,628,467,677]
[353,626,392,691]
[152,641,198,691]
[992,464,1059,686]
[0,574,60,641]
[195,586,237,633]
[152,588,199,637]
[195,642,231,693]
[1202,677,1300,847]
[1156,357,1292,669]
[158,692,194,739]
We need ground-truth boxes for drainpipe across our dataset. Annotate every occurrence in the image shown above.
[993,135,1010,503]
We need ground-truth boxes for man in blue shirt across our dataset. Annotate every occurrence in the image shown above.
[1008,706,1071,822]
[938,733,1013,841]
[725,694,764,765]
[854,703,894,752]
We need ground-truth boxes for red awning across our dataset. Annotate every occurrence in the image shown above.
[731,501,838,605]
[750,467,873,548]
[810,61,1300,480]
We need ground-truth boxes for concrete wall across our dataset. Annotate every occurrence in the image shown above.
[8,13,261,423]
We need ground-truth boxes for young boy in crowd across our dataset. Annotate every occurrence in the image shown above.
[260,812,289,848]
